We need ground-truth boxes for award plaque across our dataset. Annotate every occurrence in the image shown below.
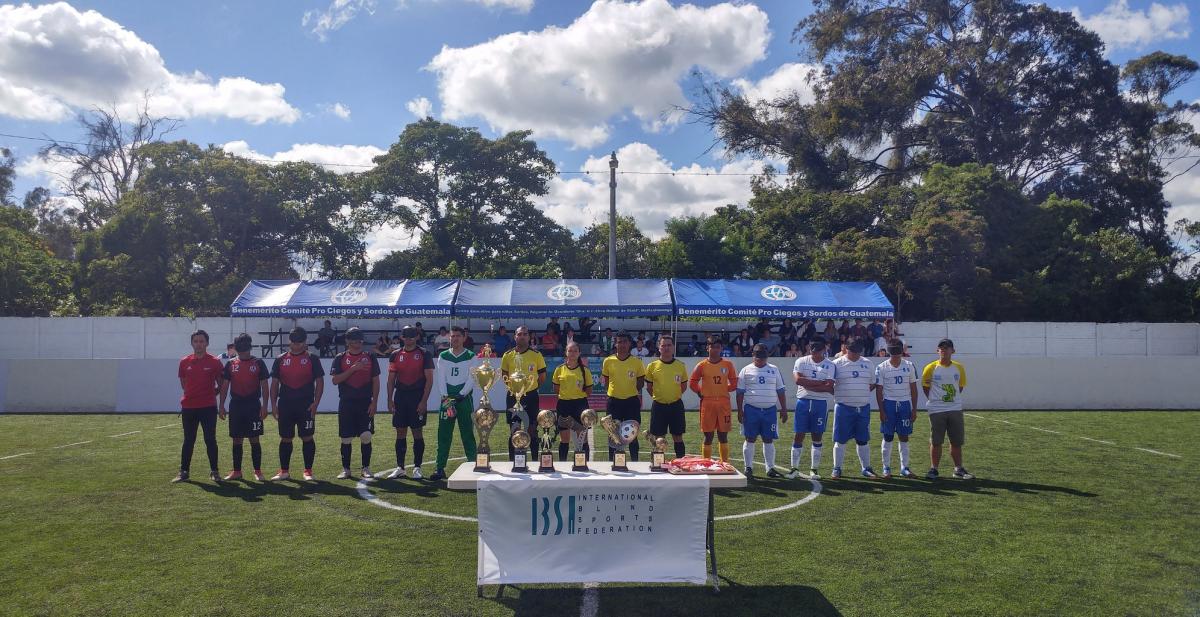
[572,409,597,472]
[536,409,557,473]
[511,430,531,473]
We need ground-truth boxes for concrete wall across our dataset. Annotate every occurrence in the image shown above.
[2,355,1197,413]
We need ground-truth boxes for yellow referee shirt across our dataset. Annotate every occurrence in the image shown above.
[602,355,645,399]
[501,348,546,392]
[645,358,688,404]
[552,363,592,400]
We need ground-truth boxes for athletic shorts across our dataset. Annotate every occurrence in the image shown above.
[556,397,588,426]
[338,397,375,438]
[506,390,539,428]
[228,397,264,438]
[741,404,778,440]
[833,403,871,444]
[649,399,686,436]
[880,400,914,437]
[392,388,426,429]
[699,398,732,433]
[606,395,642,425]
[793,398,828,435]
[929,410,965,446]
[277,397,315,438]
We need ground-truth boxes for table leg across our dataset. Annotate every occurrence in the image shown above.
[707,489,720,593]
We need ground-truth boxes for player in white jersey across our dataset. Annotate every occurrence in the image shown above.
[736,344,788,479]
[790,338,836,479]
[831,338,877,479]
[874,339,918,478]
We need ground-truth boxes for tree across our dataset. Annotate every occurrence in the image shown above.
[650,206,764,278]
[564,216,653,278]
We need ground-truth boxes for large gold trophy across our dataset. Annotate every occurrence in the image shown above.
[471,345,498,472]
[504,366,535,473]
[536,409,558,473]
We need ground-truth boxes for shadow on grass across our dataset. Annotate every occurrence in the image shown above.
[191,478,367,502]
[368,477,446,499]
[815,476,1098,498]
[486,582,841,617]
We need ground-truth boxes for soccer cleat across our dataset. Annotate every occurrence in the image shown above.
[861,467,878,479]
[743,467,753,477]
[253,470,266,482]
[411,467,424,480]
[926,467,939,480]
[302,469,315,481]
[953,467,975,480]
[830,467,842,480]
[271,470,291,481]
[223,470,243,481]
[430,469,447,482]
[900,467,915,478]
[361,467,374,479]
[336,469,352,480]
[170,471,189,483]
[809,468,821,480]
[209,471,221,483]
[787,467,800,480]
[766,467,784,479]
[881,466,893,479]
[386,467,406,479]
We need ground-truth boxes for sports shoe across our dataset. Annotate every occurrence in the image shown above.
[302,469,315,481]
[386,467,406,479]
[881,466,893,479]
[926,467,939,480]
[830,467,842,480]
[411,466,424,480]
[900,467,914,478]
[223,470,243,481]
[809,468,821,480]
[953,467,975,480]
[271,470,290,481]
[170,471,189,483]
[361,467,374,479]
[787,467,801,480]
[743,467,753,477]
[209,471,221,483]
[253,470,266,482]
[861,467,878,479]
[336,469,352,480]
[430,469,447,481]
[766,467,783,479]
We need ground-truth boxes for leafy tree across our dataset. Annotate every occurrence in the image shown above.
[563,215,653,278]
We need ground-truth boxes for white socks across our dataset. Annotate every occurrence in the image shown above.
[791,444,803,469]
[742,440,754,471]
[832,442,845,469]
[881,440,893,467]
[899,441,910,468]
[856,443,871,471]
[763,442,775,470]
[811,443,823,469]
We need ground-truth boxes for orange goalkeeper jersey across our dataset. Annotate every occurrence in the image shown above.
[690,359,737,398]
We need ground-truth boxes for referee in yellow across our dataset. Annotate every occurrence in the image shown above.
[645,334,688,459]
[500,326,547,461]
[601,332,645,461]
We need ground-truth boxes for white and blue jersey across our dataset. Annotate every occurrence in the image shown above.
[792,355,835,434]
[833,355,874,444]
[875,359,916,437]
[738,363,785,440]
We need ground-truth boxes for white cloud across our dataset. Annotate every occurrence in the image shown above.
[731,62,820,106]
[366,226,421,262]
[427,0,770,147]
[406,96,434,118]
[303,0,377,41]
[0,3,300,124]
[537,142,765,236]
[221,141,385,174]
[320,102,352,119]
[1071,0,1190,52]
[471,0,535,11]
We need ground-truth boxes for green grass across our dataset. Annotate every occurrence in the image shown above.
[0,411,1197,617]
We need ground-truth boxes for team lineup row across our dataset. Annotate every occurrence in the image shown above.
[172,324,974,484]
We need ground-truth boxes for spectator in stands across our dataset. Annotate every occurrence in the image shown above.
[833,336,850,359]
[220,343,236,361]
[577,316,596,342]
[463,328,476,351]
[413,322,425,343]
[724,343,736,358]
[868,319,885,346]
[761,329,782,356]
[780,318,797,342]
[374,335,390,357]
[599,328,616,355]
[688,335,702,357]
[823,320,839,341]
[753,318,772,341]
[838,320,851,339]
[546,317,562,338]
[316,320,336,357]
[632,337,651,358]
[785,342,802,357]
[541,329,560,355]
[562,324,577,350]
[734,328,754,353]
[851,319,870,354]
[492,325,513,355]
[389,335,403,352]
[434,327,451,352]
[801,319,817,341]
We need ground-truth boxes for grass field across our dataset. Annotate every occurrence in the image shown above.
[0,410,1197,617]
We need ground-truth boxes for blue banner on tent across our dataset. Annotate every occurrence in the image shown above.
[230,279,457,317]
[454,279,673,318]
[670,279,894,319]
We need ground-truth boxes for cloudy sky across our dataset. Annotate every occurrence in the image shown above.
[1,0,1197,262]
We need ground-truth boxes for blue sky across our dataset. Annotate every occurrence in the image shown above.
[2,0,1197,259]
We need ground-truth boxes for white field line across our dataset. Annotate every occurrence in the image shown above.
[52,441,93,449]
[1134,447,1182,459]
[154,424,176,429]
[0,452,33,460]
[108,431,141,438]
[964,413,1180,458]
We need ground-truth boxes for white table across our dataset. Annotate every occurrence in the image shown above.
[448,460,746,594]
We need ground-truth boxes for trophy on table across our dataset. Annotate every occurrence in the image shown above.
[470,346,498,473]
[572,409,597,472]
[536,409,558,473]
[644,430,668,472]
[505,366,535,473]
[600,415,639,472]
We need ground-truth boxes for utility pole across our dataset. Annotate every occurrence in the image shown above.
[608,151,618,279]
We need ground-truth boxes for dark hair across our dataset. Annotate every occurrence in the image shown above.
[707,335,724,347]
[615,331,632,343]
[658,334,674,344]
[937,338,955,350]
[191,329,209,343]
[288,327,307,343]
[234,333,253,352]
[226,343,235,349]
[451,325,466,335]
[848,338,865,354]
[887,338,905,355]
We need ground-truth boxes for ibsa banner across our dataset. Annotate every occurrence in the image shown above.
[477,474,710,584]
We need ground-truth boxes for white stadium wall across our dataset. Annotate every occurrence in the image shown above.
[0,317,1198,411]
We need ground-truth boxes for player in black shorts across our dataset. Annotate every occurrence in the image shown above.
[269,327,325,481]
[331,327,381,480]
[218,333,270,481]
[385,327,434,480]
[552,341,593,461]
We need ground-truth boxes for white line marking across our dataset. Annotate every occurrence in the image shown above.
[1134,447,1182,459]
[108,431,141,438]
[0,452,33,460]
[1079,436,1116,446]
[53,441,93,449]
[1028,426,1062,435]
[580,583,599,617]
[154,424,175,429]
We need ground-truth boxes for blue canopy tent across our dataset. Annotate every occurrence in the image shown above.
[229,279,458,317]
[670,279,894,319]
[453,279,674,318]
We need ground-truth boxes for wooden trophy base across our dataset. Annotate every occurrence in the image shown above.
[650,450,667,472]
[474,452,492,473]
[572,451,589,472]
[512,450,529,473]
[612,451,629,472]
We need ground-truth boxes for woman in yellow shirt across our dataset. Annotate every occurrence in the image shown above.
[552,341,594,461]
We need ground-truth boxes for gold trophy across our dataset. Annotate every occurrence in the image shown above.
[471,345,498,472]
[504,366,535,473]
[573,409,597,471]
[536,409,558,473]
[600,415,639,472]
[645,430,668,472]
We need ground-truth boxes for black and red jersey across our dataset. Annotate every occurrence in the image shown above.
[331,351,380,400]
[222,356,268,400]
[388,347,433,391]
[270,352,325,400]
[178,353,222,409]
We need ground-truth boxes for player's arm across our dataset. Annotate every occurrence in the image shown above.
[269,378,280,419]
[418,367,434,415]
[874,366,885,420]
[644,366,655,398]
[310,358,325,417]
[908,380,918,421]
[958,362,967,393]
[921,363,934,397]
[258,367,270,419]
[726,368,737,393]
[776,386,788,423]
[386,367,397,413]
[688,365,703,396]
[330,357,355,385]
[735,388,746,424]
[636,376,645,393]
[217,369,229,420]
[369,372,380,417]
[582,370,593,396]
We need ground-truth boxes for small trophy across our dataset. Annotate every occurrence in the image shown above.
[645,430,668,472]
[472,407,497,472]
[536,409,558,473]
[600,415,639,472]
[573,409,597,472]
[511,430,531,473]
